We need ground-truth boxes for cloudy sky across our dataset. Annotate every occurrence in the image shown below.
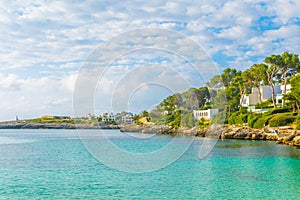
[0,0,299,121]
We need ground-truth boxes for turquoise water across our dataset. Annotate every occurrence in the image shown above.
[0,129,299,199]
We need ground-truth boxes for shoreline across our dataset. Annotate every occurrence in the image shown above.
[120,124,300,148]
[0,121,121,129]
[1,121,299,148]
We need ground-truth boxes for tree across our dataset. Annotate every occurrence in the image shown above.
[237,69,252,108]
[265,55,282,108]
[212,89,226,111]
[249,63,268,103]
[278,52,300,107]
[206,68,240,92]
[225,85,241,116]
[221,68,240,87]
[198,87,210,108]
[141,110,149,117]
[284,74,300,111]
[241,68,252,88]
[133,114,140,121]
[160,94,180,112]
[206,75,223,90]
[181,87,210,111]
[182,88,200,111]
[209,68,241,118]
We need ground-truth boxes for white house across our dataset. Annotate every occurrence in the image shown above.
[281,84,292,94]
[122,113,134,123]
[241,85,287,107]
[276,84,292,104]
[193,109,219,120]
[100,112,115,121]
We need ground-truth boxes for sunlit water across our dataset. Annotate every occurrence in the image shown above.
[0,129,299,199]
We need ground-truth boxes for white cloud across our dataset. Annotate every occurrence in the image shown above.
[272,0,300,25]
[0,0,299,120]
[216,26,251,40]
[0,72,77,121]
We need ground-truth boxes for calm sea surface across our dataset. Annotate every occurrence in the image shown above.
[0,129,299,199]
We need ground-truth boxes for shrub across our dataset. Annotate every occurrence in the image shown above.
[198,117,210,129]
[241,113,249,123]
[181,113,196,128]
[269,115,296,127]
[228,111,249,125]
[227,111,240,124]
[253,116,273,129]
[248,114,261,128]
[211,112,226,125]
[296,115,300,130]
[264,108,291,116]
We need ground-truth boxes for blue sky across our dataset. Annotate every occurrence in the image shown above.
[0,0,299,121]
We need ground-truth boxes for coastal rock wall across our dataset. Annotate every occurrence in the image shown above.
[120,124,207,137]
[1,121,299,148]
[121,124,300,148]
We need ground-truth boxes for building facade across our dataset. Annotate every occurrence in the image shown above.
[241,85,289,107]
[121,113,134,123]
[100,112,115,121]
[193,109,219,120]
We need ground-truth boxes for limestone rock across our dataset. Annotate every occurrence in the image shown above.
[292,136,300,147]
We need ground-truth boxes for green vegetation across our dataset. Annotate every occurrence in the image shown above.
[268,114,296,127]
[227,109,299,128]
[263,108,291,115]
[181,113,196,128]
[26,118,75,124]
[198,118,210,129]
[247,114,261,128]
[227,109,248,125]
[149,87,212,129]
[296,116,300,130]
[284,74,300,112]
[253,116,273,129]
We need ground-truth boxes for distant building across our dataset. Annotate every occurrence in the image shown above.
[121,112,134,123]
[100,112,115,122]
[86,113,95,120]
[193,109,219,120]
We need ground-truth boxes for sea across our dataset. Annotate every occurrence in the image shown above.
[0,129,299,199]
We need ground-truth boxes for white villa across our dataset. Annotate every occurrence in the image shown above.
[100,112,115,121]
[121,113,134,123]
[193,109,219,120]
[276,84,292,104]
[241,84,291,107]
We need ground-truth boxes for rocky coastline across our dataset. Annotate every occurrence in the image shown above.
[1,121,299,148]
[120,124,300,148]
[0,121,121,129]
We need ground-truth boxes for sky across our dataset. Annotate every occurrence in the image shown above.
[0,0,300,121]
